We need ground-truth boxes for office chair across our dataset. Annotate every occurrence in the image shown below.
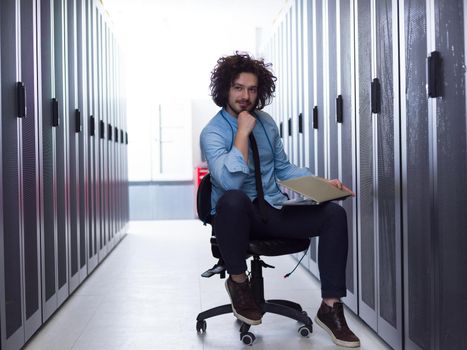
[195,173,313,345]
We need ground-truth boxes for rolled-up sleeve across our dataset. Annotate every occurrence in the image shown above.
[200,126,250,190]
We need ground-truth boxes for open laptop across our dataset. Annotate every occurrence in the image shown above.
[278,176,353,205]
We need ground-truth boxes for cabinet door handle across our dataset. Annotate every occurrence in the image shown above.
[427,51,442,98]
[279,122,283,138]
[336,95,343,123]
[75,109,82,132]
[89,115,95,136]
[120,129,124,143]
[288,118,292,136]
[52,98,59,126]
[99,120,105,139]
[298,113,303,133]
[125,132,128,145]
[371,78,381,114]
[313,106,318,129]
[114,127,118,142]
[107,123,112,141]
[17,82,26,118]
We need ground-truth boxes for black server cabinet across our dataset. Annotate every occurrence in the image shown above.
[77,0,89,282]
[355,0,375,329]
[20,0,43,341]
[313,0,325,179]
[109,34,117,246]
[54,0,71,306]
[98,12,108,260]
[39,0,60,322]
[400,0,467,349]
[285,12,292,161]
[426,1,467,348]
[325,0,339,181]
[104,19,110,251]
[285,11,291,160]
[87,0,98,273]
[0,2,24,348]
[304,0,316,183]
[355,0,402,348]
[336,0,358,314]
[68,0,81,293]
[290,2,299,168]
[302,0,314,272]
[308,0,326,279]
[0,0,43,347]
[104,24,111,251]
[296,0,305,172]
[94,3,104,265]
[400,2,431,348]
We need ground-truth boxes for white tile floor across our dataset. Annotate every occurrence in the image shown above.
[24,220,391,350]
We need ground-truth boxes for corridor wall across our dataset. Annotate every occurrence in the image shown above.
[0,0,129,349]
[260,0,467,349]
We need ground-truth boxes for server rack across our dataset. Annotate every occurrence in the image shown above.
[94,4,104,264]
[257,0,467,348]
[325,0,338,181]
[308,0,324,278]
[68,0,81,294]
[400,0,467,349]
[302,0,314,272]
[87,0,98,274]
[54,0,71,307]
[39,0,60,323]
[0,0,128,348]
[0,0,44,345]
[296,0,305,171]
[291,1,299,167]
[77,0,89,283]
[355,0,402,346]
[0,2,25,348]
[337,0,358,314]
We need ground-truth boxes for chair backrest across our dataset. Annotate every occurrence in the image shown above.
[197,173,212,225]
[197,173,223,260]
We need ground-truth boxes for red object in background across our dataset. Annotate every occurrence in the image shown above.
[194,167,209,188]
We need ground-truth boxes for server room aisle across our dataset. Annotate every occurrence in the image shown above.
[24,220,390,350]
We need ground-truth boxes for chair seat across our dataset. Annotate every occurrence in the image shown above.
[247,238,310,257]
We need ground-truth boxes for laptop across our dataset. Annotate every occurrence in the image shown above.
[278,176,354,205]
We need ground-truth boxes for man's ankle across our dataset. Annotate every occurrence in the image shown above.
[323,298,340,307]
[230,273,247,284]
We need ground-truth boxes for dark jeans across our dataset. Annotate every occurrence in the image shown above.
[213,190,348,298]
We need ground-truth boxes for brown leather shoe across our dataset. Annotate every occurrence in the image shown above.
[315,301,360,348]
[225,277,262,325]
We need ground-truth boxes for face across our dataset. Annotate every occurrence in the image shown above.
[226,72,258,116]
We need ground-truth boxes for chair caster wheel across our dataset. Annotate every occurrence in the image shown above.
[298,325,312,337]
[240,331,256,345]
[196,320,207,333]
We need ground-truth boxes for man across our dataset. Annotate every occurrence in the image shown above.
[200,52,360,348]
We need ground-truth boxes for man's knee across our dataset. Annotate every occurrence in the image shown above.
[216,190,251,214]
[323,202,348,225]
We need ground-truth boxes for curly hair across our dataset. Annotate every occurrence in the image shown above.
[210,52,276,110]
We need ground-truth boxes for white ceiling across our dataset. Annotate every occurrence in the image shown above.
[103,0,288,28]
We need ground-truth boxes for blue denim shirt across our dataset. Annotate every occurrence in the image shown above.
[200,108,312,214]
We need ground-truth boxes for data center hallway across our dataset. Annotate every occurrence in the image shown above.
[24,220,390,350]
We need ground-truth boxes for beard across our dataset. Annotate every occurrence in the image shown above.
[228,100,255,115]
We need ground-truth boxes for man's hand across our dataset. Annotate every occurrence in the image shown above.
[237,111,256,137]
[234,111,256,163]
[328,179,355,196]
